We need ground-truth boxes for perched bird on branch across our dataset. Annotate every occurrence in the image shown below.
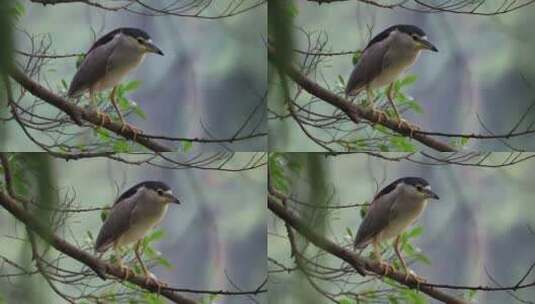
[67,27,163,134]
[354,177,439,280]
[345,25,438,127]
[95,181,180,286]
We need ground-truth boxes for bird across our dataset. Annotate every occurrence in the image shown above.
[345,25,438,126]
[95,181,180,285]
[354,177,439,280]
[67,27,164,134]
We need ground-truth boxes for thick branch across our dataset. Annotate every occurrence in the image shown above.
[0,191,197,304]
[9,67,173,152]
[268,48,456,152]
[268,194,467,304]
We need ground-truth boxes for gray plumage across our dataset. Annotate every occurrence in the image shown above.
[95,181,179,253]
[68,27,163,98]
[354,177,438,249]
[345,24,438,96]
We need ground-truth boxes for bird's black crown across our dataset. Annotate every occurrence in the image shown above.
[114,181,171,205]
[374,176,430,199]
[88,28,152,53]
[366,24,427,49]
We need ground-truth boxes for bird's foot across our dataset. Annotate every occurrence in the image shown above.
[119,123,143,140]
[396,118,420,137]
[144,271,167,294]
[404,269,426,284]
[375,110,387,125]
[118,264,131,281]
[90,110,111,127]
[378,261,393,277]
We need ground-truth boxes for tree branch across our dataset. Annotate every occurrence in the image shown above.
[9,67,173,152]
[0,190,197,304]
[268,47,457,152]
[268,193,467,304]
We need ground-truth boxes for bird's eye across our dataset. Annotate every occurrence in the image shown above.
[137,38,144,44]
[416,185,423,191]
[411,34,419,41]
[157,189,164,196]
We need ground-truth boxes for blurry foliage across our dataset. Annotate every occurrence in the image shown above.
[0,1,16,76]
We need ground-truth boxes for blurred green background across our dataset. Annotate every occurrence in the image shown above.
[269,153,535,303]
[0,153,266,304]
[4,1,266,151]
[269,1,535,151]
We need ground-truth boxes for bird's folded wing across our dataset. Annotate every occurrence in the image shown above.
[94,197,136,252]
[345,40,389,96]
[67,41,116,97]
[354,194,397,248]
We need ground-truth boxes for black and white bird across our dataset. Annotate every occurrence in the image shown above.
[68,28,163,133]
[354,177,439,279]
[95,181,180,285]
[345,25,438,123]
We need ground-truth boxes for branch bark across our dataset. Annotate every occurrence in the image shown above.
[268,194,467,304]
[0,190,197,304]
[268,47,456,152]
[9,67,173,152]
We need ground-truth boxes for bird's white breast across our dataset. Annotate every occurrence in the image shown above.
[94,35,146,92]
[116,202,168,247]
[369,33,421,89]
[377,199,427,242]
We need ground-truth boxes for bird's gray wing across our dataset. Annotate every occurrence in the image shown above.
[94,196,136,252]
[345,40,390,96]
[67,41,116,97]
[354,193,398,249]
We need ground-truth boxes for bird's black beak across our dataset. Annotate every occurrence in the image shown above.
[164,193,180,204]
[146,42,164,56]
[419,39,438,52]
[424,189,440,200]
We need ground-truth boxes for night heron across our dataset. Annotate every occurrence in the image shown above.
[345,25,438,125]
[354,177,439,280]
[95,181,180,285]
[67,28,163,133]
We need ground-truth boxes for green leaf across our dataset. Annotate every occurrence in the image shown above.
[182,141,193,152]
[400,75,417,87]
[144,293,165,304]
[389,136,416,152]
[286,2,299,17]
[112,140,130,153]
[118,96,129,110]
[145,229,165,243]
[339,298,354,304]
[352,50,362,65]
[123,80,142,92]
[466,289,477,300]
[95,128,111,142]
[156,256,174,269]
[133,104,147,119]
[403,288,426,304]
[346,228,353,238]
[406,226,423,239]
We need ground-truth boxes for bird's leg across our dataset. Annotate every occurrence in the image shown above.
[394,236,424,283]
[386,83,402,122]
[366,87,386,124]
[394,236,409,278]
[109,86,142,139]
[114,246,131,281]
[135,241,165,293]
[90,91,110,127]
[386,84,419,136]
[373,240,391,277]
